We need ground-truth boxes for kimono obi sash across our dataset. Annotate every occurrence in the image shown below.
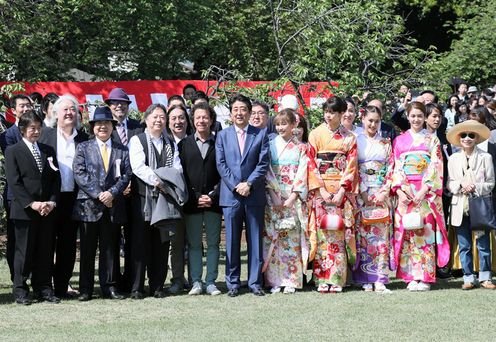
[359,160,386,188]
[400,151,430,176]
[317,151,347,193]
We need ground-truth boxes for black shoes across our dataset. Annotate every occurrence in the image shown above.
[251,288,265,296]
[15,297,31,306]
[78,293,92,301]
[227,288,239,297]
[41,294,61,304]
[130,291,144,300]
[153,291,167,298]
[104,288,125,300]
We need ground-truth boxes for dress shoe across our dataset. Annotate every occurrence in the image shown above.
[15,297,31,306]
[42,294,61,304]
[104,288,125,300]
[55,291,76,299]
[130,291,144,300]
[78,293,92,301]
[251,288,265,296]
[480,280,496,289]
[153,291,167,298]
[462,282,475,290]
[227,288,239,297]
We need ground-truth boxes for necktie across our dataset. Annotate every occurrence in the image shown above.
[117,124,128,145]
[238,129,246,155]
[101,143,109,172]
[32,145,43,172]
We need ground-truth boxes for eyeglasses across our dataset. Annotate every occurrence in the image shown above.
[251,111,267,117]
[460,132,476,139]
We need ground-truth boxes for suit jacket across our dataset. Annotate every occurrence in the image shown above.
[111,117,143,145]
[38,126,89,152]
[448,148,495,227]
[179,134,221,214]
[0,124,22,155]
[380,121,397,141]
[215,125,269,207]
[72,139,132,224]
[4,140,60,220]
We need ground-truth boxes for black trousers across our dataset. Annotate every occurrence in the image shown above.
[131,195,170,294]
[13,218,55,299]
[52,191,79,295]
[114,196,133,292]
[5,200,15,282]
[79,210,119,296]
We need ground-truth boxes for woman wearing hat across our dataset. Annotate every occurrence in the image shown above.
[447,120,496,289]
[391,101,449,291]
[72,107,132,301]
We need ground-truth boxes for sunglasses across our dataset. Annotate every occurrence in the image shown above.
[460,132,476,139]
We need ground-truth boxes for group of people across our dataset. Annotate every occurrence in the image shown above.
[2,82,496,306]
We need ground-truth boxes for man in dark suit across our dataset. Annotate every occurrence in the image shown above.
[105,87,143,292]
[5,111,61,305]
[0,94,34,282]
[215,94,270,297]
[72,107,132,301]
[38,95,88,298]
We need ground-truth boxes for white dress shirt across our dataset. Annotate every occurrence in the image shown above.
[129,132,162,186]
[57,128,77,192]
[95,137,112,168]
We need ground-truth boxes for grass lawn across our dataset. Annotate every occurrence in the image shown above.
[1,252,496,341]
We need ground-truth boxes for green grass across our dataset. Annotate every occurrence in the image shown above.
[1,256,496,341]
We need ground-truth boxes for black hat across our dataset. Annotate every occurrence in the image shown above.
[90,106,117,124]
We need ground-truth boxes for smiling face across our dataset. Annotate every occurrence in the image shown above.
[362,111,381,137]
[14,98,33,120]
[168,108,187,137]
[426,108,442,131]
[275,118,295,140]
[56,99,77,129]
[145,107,166,136]
[407,108,425,132]
[341,102,356,129]
[93,120,113,142]
[230,100,250,129]
[460,131,477,150]
[108,100,129,122]
[193,108,213,135]
[22,121,42,143]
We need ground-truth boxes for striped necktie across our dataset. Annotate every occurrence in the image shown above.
[32,145,43,172]
[117,123,128,145]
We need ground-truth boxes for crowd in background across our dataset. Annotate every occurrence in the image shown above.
[1,81,496,305]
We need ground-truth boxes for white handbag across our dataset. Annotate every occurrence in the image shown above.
[403,211,423,230]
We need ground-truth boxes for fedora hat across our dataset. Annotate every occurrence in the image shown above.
[105,88,132,104]
[447,119,490,147]
[90,106,117,124]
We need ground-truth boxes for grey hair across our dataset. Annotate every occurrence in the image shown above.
[52,94,81,128]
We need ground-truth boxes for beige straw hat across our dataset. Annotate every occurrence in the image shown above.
[447,119,490,147]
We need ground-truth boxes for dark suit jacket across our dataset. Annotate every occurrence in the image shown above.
[380,122,397,141]
[111,118,143,145]
[5,140,60,220]
[215,125,269,207]
[72,139,132,224]
[38,127,89,152]
[179,134,221,214]
[0,124,22,155]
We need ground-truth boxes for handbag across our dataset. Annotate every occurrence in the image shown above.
[468,194,496,230]
[403,209,423,230]
[361,205,390,225]
[320,204,344,231]
[276,215,297,231]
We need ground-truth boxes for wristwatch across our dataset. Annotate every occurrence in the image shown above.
[246,181,252,188]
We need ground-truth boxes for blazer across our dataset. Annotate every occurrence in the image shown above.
[38,126,89,152]
[72,139,132,224]
[5,140,60,220]
[215,125,269,207]
[0,124,22,154]
[448,148,495,227]
[111,117,143,145]
[179,134,221,214]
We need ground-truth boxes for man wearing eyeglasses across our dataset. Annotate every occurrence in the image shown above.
[104,87,143,293]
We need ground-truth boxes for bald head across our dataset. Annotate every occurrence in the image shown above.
[367,99,383,112]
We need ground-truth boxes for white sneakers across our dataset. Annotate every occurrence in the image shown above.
[271,286,296,294]
[408,280,430,292]
[189,282,222,296]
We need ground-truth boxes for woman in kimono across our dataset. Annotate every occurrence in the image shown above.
[391,101,449,291]
[264,109,309,294]
[308,96,358,293]
[353,105,394,292]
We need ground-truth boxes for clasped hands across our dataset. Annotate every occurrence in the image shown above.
[397,185,428,206]
[235,182,251,197]
[320,187,345,206]
[98,191,114,208]
[460,180,475,195]
[30,201,55,216]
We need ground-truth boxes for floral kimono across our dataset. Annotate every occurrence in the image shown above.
[391,129,450,283]
[264,135,309,289]
[308,124,358,287]
[353,133,394,284]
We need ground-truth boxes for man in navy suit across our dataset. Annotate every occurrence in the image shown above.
[215,94,270,297]
[105,87,143,292]
[72,107,132,301]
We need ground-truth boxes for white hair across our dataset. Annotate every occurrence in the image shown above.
[52,94,81,128]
